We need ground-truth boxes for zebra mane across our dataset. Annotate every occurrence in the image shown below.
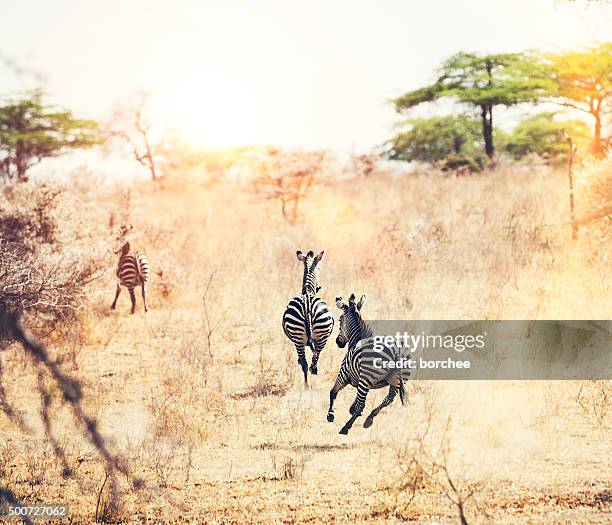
[356,315,373,340]
[301,255,319,295]
[346,310,373,347]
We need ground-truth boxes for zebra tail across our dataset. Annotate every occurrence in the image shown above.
[304,301,317,353]
[306,323,317,352]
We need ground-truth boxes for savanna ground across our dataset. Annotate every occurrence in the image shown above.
[1,157,611,524]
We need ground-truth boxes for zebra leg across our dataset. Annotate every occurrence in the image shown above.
[364,386,398,429]
[309,351,320,375]
[128,288,136,315]
[295,343,309,386]
[340,387,368,435]
[111,284,121,310]
[141,283,148,313]
[327,374,348,422]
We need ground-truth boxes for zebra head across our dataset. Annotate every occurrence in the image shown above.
[296,250,324,295]
[113,224,133,254]
[335,293,366,349]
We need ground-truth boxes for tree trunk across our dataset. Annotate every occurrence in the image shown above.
[453,136,462,154]
[15,141,29,182]
[592,111,603,157]
[146,151,158,181]
[481,105,494,159]
[16,161,28,182]
[565,133,578,240]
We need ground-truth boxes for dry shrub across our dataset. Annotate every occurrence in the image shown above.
[379,414,486,524]
[251,148,333,222]
[270,452,310,481]
[576,151,612,228]
[140,329,226,486]
[0,182,105,339]
[575,381,611,429]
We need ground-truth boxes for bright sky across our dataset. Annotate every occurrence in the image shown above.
[1,0,611,153]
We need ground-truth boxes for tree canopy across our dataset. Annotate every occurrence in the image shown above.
[546,43,612,156]
[394,52,553,159]
[0,91,100,182]
[385,115,486,170]
[503,112,590,161]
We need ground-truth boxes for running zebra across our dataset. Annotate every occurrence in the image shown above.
[327,294,407,435]
[282,250,334,385]
[110,225,150,314]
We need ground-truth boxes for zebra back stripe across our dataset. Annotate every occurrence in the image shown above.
[116,244,149,290]
[283,295,333,348]
[117,254,140,289]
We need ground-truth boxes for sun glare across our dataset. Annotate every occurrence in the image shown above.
[150,33,264,152]
[157,69,261,149]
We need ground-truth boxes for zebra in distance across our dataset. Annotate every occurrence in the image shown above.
[327,294,407,435]
[111,224,150,314]
[282,250,334,386]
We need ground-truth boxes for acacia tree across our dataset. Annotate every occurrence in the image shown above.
[252,148,327,223]
[0,91,100,182]
[547,43,612,156]
[393,52,553,159]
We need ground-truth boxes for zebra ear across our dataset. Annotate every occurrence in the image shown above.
[336,297,345,309]
[348,293,356,305]
[314,250,324,264]
[356,295,366,310]
[296,250,306,261]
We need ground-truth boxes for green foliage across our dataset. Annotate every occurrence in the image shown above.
[434,52,553,107]
[504,112,590,161]
[546,43,612,155]
[0,91,101,182]
[385,115,485,168]
[394,52,553,158]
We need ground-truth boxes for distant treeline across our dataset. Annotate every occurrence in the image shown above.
[386,44,611,171]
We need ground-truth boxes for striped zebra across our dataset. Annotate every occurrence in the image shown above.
[282,250,334,386]
[110,225,150,314]
[327,294,407,435]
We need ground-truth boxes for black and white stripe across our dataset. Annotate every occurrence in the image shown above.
[282,250,334,385]
[110,226,150,314]
[327,293,406,434]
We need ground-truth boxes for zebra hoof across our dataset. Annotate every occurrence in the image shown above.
[339,427,349,435]
[309,365,318,375]
[327,413,334,422]
[363,417,374,429]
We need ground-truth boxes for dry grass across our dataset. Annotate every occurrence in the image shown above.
[0,155,610,523]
